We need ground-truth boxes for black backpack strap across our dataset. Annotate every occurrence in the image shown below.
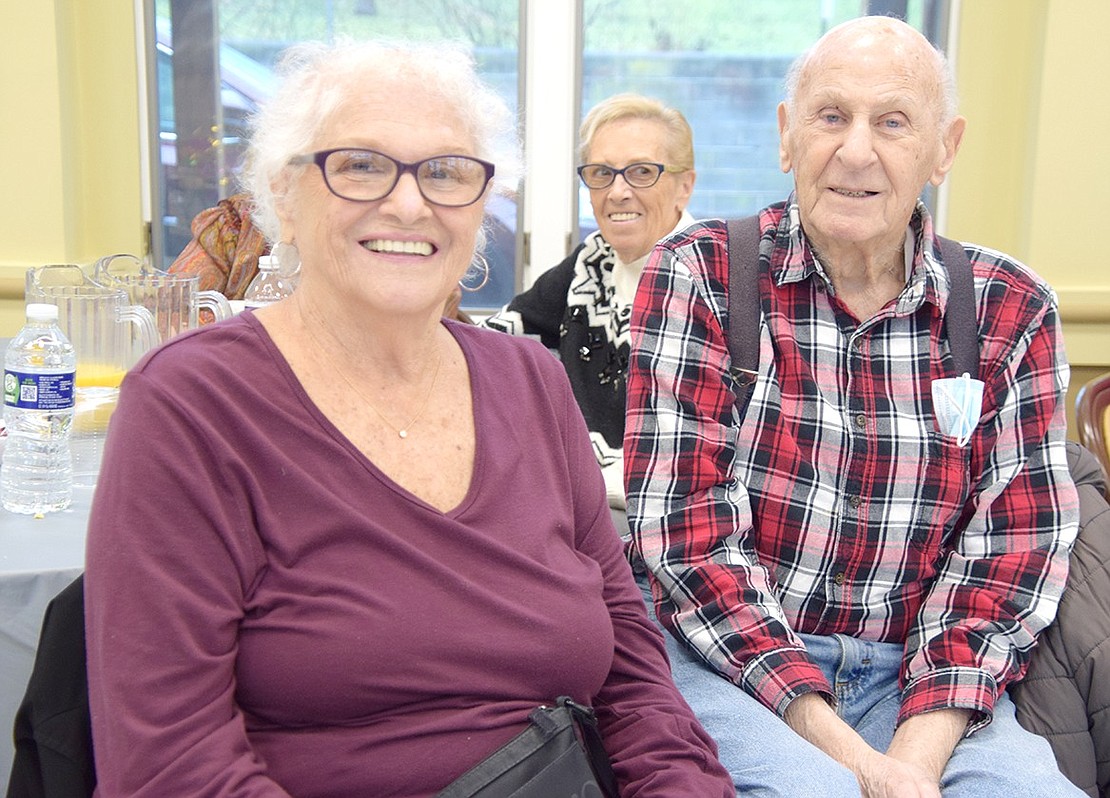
[725,215,764,417]
[936,236,980,379]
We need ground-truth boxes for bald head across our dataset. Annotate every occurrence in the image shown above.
[774,14,966,267]
[784,16,957,129]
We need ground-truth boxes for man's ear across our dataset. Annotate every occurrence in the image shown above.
[777,102,793,174]
[930,115,966,187]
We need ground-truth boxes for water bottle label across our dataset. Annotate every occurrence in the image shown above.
[3,369,76,410]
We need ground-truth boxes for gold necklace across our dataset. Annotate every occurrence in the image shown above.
[305,321,443,440]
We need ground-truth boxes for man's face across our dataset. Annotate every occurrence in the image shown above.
[777,22,964,260]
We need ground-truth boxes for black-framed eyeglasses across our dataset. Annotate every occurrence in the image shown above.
[289,148,495,207]
[576,162,684,190]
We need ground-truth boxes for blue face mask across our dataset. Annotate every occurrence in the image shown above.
[931,372,984,448]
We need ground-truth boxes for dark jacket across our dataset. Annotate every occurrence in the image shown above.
[1012,441,1110,798]
[480,242,630,450]
[5,575,94,798]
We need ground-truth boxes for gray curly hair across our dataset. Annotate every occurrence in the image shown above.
[240,38,522,254]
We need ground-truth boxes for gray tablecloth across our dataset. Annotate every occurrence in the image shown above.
[0,485,91,788]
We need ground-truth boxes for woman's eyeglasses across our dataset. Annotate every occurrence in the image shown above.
[576,162,684,190]
[289,148,495,207]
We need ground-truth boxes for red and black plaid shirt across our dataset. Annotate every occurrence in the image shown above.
[624,200,1079,727]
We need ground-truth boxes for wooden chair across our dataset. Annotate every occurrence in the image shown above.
[1076,371,1110,498]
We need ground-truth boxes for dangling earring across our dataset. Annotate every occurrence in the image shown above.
[459,252,490,292]
[272,241,302,283]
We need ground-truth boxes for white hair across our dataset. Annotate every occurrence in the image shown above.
[240,38,522,247]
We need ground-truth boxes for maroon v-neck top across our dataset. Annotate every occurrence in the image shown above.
[85,313,732,797]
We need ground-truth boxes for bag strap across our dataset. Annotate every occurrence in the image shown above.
[725,215,764,418]
[724,221,981,419]
[936,236,980,379]
[560,698,619,798]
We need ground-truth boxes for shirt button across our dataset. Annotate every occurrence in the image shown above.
[854,413,867,429]
[833,572,846,586]
[848,495,862,509]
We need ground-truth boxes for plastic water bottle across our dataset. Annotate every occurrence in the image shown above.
[243,255,295,309]
[1,303,77,514]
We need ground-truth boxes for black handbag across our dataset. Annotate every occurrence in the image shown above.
[436,697,619,798]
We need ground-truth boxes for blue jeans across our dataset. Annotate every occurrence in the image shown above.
[637,575,1082,797]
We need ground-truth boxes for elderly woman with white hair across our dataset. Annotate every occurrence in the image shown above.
[480,94,697,523]
[83,40,733,797]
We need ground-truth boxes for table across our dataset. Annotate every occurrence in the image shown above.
[0,484,91,788]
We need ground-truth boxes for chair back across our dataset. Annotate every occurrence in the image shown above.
[6,574,95,798]
[1076,371,1110,499]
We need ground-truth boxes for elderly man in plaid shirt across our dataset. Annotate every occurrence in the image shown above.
[624,16,1082,798]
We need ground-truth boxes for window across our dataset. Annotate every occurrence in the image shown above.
[146,0,949,308]
[577,0,951,237]
[149,0,521,308]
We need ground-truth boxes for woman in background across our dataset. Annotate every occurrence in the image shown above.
[83,40,733,797]
[480,94,697,522]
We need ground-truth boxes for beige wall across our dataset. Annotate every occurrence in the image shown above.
[0,0,144,334]
[1030,2,1110,369]
[947,0,1110,369]
[946,0,1110,436]
[1,1,1107,428]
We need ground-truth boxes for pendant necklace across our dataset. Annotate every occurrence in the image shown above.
[306,321,443,440]
[352,352,442,439]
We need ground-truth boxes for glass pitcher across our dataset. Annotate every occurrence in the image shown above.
[25,264,160,487]
[93,253,232,344]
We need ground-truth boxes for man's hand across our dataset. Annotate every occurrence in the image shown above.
[853,749,940,798]
[884,708,971,784]
[784,694,967,797]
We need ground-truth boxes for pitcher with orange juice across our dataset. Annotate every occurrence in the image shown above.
[25,265,159,486]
